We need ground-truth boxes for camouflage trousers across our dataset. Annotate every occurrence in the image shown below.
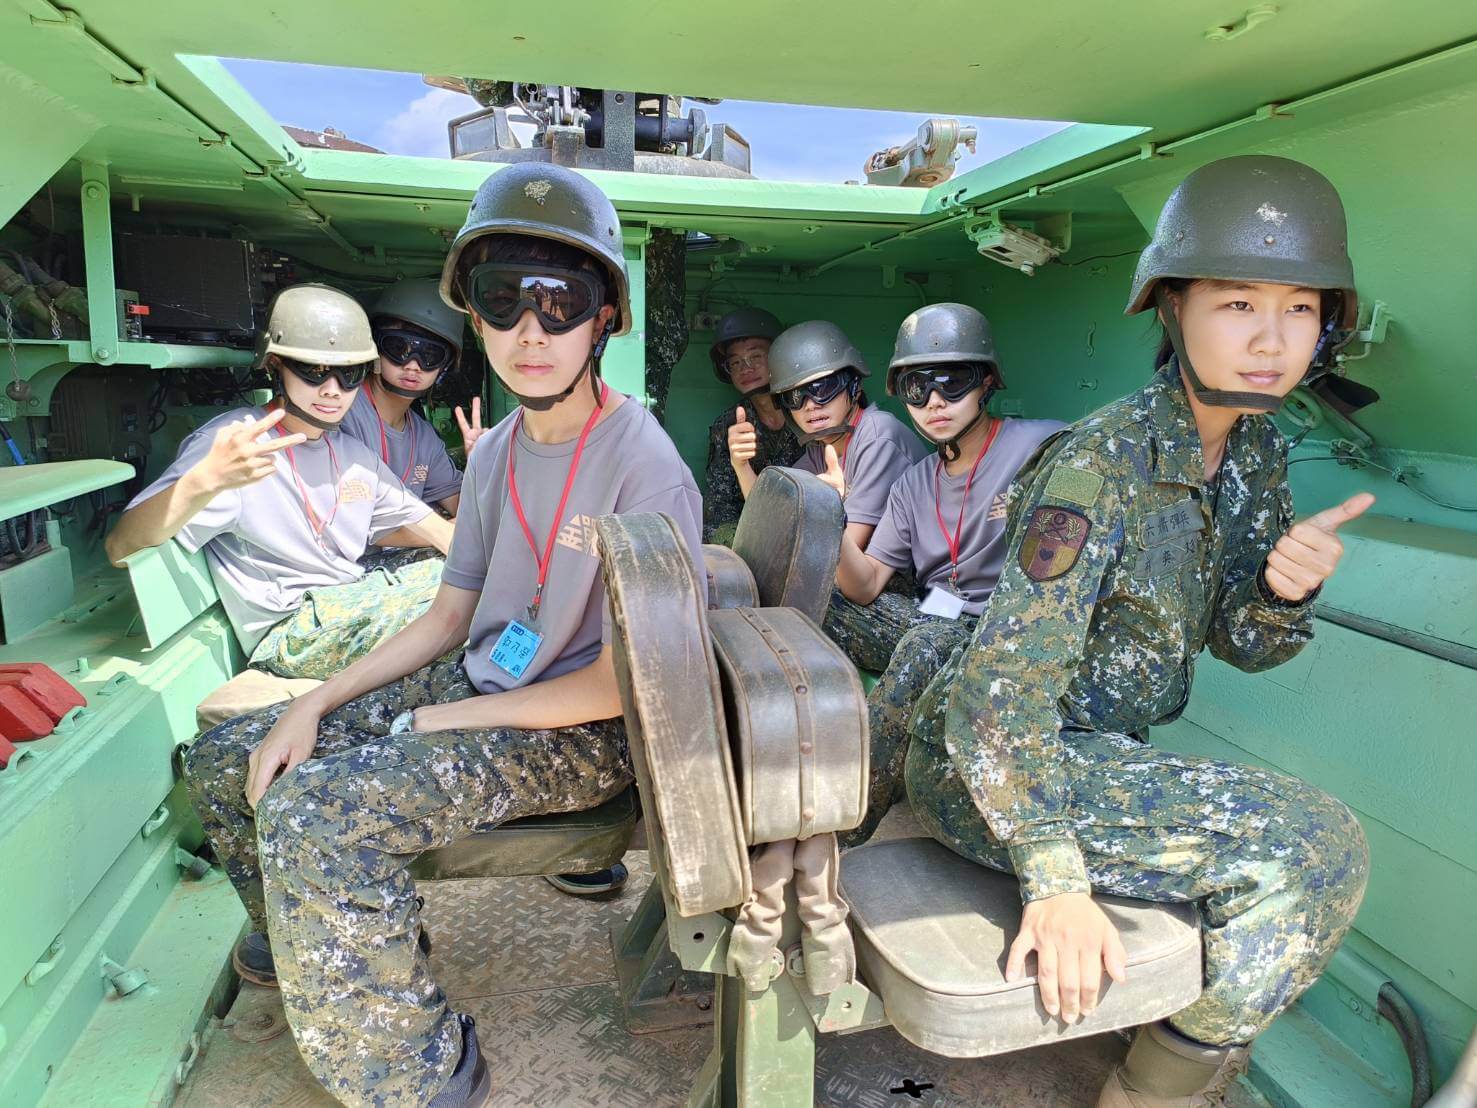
[183,656,633,1106]
[821,588,928,674]
[905,729,1369,1046]
[839,613,976,848]
[358,543,444,574]
[248,556,443,681]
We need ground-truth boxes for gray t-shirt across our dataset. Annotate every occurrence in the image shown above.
[867,418,1065,615]
[128,407,431,653]
[443,394,704,695]
[795,405,929,526]
[338,388,462,504]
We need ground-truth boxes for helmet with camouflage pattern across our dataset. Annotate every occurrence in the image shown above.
[438,162,631,336]
[1125,155,1358,412]
[372,278,465,353]
[886,302,1002,396]
[254,283,377,368]
[766,320,869,395]
[709,307,784,384]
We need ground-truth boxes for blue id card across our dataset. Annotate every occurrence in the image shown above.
[490,619,542,679]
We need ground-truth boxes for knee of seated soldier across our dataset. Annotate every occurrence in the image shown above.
[184,707,282,786]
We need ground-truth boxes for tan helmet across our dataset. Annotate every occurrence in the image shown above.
[255,283,377,367]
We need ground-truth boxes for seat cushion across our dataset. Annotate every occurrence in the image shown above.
[409,787,639,881]
[841,838,1202,1057]
[196,669,322,731]
[731,467,843,626]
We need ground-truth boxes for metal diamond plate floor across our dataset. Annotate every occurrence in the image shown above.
[177,806,1251,1107]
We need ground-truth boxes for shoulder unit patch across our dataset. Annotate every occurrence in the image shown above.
[1043,466,1104,508]
[1020,506,1092,581]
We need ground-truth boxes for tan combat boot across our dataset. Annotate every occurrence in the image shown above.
[1097,1021,1251,1107]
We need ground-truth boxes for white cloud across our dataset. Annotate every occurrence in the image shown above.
[376,87,477,159]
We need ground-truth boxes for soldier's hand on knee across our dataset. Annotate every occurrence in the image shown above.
[246,704,321,808]
[1006,892,1128,1024]
[727,405,758,469]
[1264,492,1374,602]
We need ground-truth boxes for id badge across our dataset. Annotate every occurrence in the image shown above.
[490,619,542,679]
[918,585,967,620]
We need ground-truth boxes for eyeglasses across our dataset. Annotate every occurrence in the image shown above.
[276,356,371,390]
[376,328,455,372]
[724,353,768,375]
[896,364,987,407]
[776,369,855,412]
[463,264,605,334]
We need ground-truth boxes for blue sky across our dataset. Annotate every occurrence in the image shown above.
[221,59,1067,183]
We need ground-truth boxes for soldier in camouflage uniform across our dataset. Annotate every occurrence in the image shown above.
[184,163,703,1108]
[905,157,1375,1108]
[830,304,1062,845]
[702,307,802,545]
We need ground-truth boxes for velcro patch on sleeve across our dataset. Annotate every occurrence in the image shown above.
[1019,506,1092,581]
[1042,466,1104,508]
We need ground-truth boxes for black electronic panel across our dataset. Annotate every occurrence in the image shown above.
[115,233,259,344]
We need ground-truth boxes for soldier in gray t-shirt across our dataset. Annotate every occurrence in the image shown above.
[794,403,929,528]
[826,303,1064,846]
[106,284,455,680]
[182,165,708,1106]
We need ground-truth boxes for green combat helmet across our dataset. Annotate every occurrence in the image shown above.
[887,302,1003,461]
[437,162,631,410]
[373,277,466,352]
[768,320,868,444]
[1125,154,1359,413]
[255,283,377,429]
[709,306,784,392]
[370,278,466,397]
[438,162,631,334]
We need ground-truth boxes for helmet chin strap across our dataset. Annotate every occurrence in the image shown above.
[501,321,613,413]
[789,374,863,445]
[375,373,435,400]
[738,383,771,400]
[1155,286,1284,414]
[273,364,342,432]
[926,387,996,463]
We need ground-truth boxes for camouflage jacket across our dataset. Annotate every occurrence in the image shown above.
[702,403,803,543]
[922,363,1317,900]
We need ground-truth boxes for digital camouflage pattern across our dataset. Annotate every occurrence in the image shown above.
[702,406,802,545]
[643,227,689,425]
[247,556,443,680]
[839,611,975,849]
[183,655,632,1105]
[358,543,444,574]
[821,588,930,674]
[904,731,1367,1045]
[907,362,1368,1045]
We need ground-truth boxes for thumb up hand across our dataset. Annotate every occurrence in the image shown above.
[1263,492,1374,602]
[727,404,758,471]
[817,443,846,498]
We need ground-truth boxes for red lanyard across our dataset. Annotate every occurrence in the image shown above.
[933,418,1002,584]
[507,383,609,622]
[273,423,342,547]
[368,385,416,484]
[834,405,865,473]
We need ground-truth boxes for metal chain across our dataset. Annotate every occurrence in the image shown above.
[3,298,22,392]
[47,301,62,340]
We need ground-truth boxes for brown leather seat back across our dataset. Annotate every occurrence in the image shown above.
[708,606,868,844]
[597,512,751,916]
[731,467,843,625]
[702,544,760,609]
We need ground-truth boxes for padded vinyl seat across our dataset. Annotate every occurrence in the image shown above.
[195,669,323,731]
[409,787,639,881]
[840,838,1203,1057]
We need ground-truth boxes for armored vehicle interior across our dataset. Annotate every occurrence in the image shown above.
[1,2,1474,1105]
